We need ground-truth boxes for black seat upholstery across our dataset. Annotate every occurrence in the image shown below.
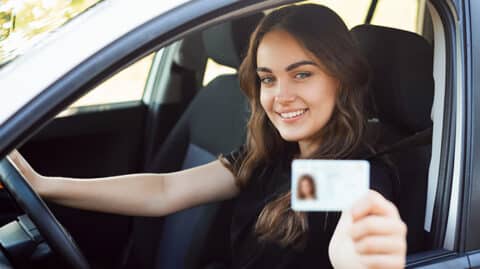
[128,14,263,269]
[351,25,434,253]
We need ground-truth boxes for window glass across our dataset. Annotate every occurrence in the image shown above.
[57,53,154,117]
[68,53,154,108]
[307,0,420,32]
[371,0,420,33]
[202,58,236,86]
[305,0,371,28]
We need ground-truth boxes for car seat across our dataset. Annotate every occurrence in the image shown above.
[351,24,434,254]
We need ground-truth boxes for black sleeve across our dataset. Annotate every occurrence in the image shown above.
[369,159,398,204]
[224,145,246,165]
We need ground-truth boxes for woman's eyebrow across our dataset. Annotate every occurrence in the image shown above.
[256,67,272,73]
[256,60,318,73]
[285,60,318,71]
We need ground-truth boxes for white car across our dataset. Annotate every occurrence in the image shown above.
[0,0,478,268]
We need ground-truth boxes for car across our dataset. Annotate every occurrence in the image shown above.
[0,0,478,268]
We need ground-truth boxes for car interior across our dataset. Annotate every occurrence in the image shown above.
[0,0,451,268]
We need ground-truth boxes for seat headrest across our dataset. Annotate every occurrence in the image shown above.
[351,25,434,134]
[202,13,264,69]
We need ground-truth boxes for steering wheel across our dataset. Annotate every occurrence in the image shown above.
[0,158,90,269]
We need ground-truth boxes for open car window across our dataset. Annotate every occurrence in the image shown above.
[57,52,155,117]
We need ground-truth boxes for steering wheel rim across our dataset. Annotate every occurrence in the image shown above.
[0,158,90,269]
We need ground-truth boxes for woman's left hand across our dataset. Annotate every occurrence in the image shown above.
[328,190,407,269]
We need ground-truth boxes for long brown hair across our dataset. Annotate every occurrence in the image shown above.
[226,4,370,249]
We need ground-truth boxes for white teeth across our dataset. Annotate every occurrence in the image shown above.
[280,109,306,119]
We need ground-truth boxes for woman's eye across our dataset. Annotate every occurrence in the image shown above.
[295,72,311,80]
[260,76,275,85]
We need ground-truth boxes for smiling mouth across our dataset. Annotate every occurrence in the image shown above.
[278,108,308,119]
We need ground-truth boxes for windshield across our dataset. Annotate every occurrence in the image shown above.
[0,0,102,67]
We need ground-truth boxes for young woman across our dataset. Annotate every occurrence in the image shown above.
[297,174,317,200]
[9,4,407,268]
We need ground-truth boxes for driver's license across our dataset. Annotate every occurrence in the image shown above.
[291,159,370,211]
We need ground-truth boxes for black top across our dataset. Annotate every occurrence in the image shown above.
[223,146,397,269]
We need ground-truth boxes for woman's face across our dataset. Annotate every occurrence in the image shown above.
[256,30,338,148]
[299,179,314,197]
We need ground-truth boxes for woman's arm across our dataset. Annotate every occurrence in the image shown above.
[8,150,240,216]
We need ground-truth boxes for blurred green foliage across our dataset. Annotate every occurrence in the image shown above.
[0,0,101,64]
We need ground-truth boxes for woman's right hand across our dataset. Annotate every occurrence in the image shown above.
[7,149,45,193]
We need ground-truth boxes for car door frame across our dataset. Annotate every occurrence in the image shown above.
[463,0,480,266]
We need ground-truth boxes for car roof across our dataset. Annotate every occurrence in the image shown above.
[0,0,190,126]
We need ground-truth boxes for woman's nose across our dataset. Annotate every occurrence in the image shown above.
[274,81,296,103]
